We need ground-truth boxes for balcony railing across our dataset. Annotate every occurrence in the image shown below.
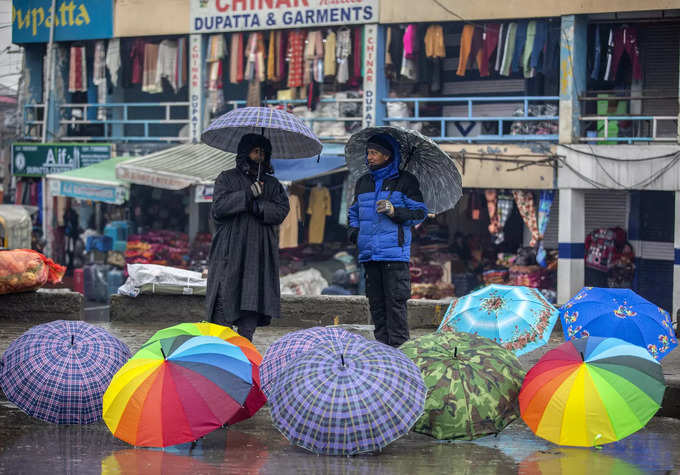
[22,104,45,140]
[382,96,560,143]
[227,97,363,141]
[578,94,679,143]
[22,103,190,142]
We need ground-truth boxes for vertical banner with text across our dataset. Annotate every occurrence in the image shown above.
[189,34,203,144]
[362,24,378,128]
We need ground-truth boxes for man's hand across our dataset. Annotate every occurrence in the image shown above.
[250,181,263,198]
[376,200,395,217]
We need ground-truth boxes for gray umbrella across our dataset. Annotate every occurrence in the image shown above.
[345,126,462,215]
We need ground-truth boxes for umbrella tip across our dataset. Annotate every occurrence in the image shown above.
[454,347,458,358]
[161,347,167,360]
[71,335,74,346]
[341,354,345,366]
[580,352,584,361]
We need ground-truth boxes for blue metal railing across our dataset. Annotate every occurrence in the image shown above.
[227,98,363,141]
[22,103,190,142]
[382,96,559,143]
[579,115,678,143]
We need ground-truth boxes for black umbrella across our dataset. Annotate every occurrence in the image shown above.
[345,126,462,215]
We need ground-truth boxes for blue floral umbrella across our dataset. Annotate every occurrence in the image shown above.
[437,284,559,356]
[561,287,678,360]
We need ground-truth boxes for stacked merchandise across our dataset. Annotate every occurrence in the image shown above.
[409,243,455,300]
[482,269,509,285]
[279,243,360,295]
[189,233,212,273]
[510,104,559,136]
[125,231,190,269]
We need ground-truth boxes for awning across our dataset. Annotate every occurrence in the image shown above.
[46,156,133,205]
[271,143,347,182]
[115,143,236,190]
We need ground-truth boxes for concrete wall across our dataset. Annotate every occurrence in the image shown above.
[379,0,678,23]
[110,294,450,329]
[0,289,83,321]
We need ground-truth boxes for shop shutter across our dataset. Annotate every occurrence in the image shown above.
[584,190,629,235]
[641,23,680,138]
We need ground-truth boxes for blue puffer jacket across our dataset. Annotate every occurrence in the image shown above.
[348,135,428,263]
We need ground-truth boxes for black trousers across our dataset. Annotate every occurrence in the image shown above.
[364,261,411,347]
[212,291,262,342]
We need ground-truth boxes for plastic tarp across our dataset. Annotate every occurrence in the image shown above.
[118,264,207,297]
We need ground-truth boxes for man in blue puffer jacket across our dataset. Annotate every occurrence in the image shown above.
[347,134,428,347]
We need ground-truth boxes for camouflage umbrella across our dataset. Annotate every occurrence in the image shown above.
[345,126,463,215]
[400,331,525,440]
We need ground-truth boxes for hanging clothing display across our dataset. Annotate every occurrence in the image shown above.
[530,21,548,75]
[609,26,642,81]
[287,30,306,88]
[68,46,87,93]
[304,30,324,85]
[485,190,499,236]
[536,190,555,267]
[244,32,265,82]
[307,185,332,244]
[400,25,417,80]
[277,31,287,82]
[157,39,179,92]
[457,25,483,76]
[480,23,500,77]
[495,194,513,244]
[176,37,188,90]
[230,33,244,84]
[129,39,145,85]
[522,21,537,78]
[336,28,351,84]
[106,38,121,87]
[142,43,161,93]
[280,194,302,249]
[494,24,505,72]
[513,190,540,247]
[93,41,107,120]
[424,25,446,58]
[500,23,517,76]
[267,30,276,81]
[351,26,363,84]
[324,29,336,77]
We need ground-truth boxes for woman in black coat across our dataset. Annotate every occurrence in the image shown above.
[206,134,290,341]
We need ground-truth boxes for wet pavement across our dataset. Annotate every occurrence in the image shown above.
[1,318,680,474]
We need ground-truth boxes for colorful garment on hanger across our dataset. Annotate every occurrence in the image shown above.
[403,24,417,59]
[513,190,540,247]
[280,194,302,249]
[336,28,351,84]
[494,24,505,73]
[277,31,287,81]
[230,33,244,84]
[130,39,145,85]
[287,30,306,88]
[106,38,121,87]
[176,37,188,90]
[522,21,537,78]
[536,190,555,267]
[304,30,324,85]
[500,23,517,76]
[425,25,446,58]
[530,21,548,75]
[142,43,161,93]
[68,46,87,93]
[267,30,276,81]
[207,34,226,62]
[609,26,642,81]
[495,194,513,244]
[93,41,107,120]
[457,25,483,76]
[244,32,265,82]
[351,26,363,83]
[400,25,417,80]
[480,23,500,77]
[307,186,332,244]
[208,60,223,91]
[157,39,179,92]
[511,21,528,73]
[324,30,336,77]
[485,190,499,236]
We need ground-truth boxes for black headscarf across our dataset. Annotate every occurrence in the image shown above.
[236,133,274,176]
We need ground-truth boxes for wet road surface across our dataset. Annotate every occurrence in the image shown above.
[1,319,679,474]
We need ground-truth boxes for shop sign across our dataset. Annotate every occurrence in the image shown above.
[195,183,214,203]
[362,23,377,127]
[12,0,114,43]
[11,143,112,177]
[189,34,203,144]
[191,0,379,33]
[54,180,127,205]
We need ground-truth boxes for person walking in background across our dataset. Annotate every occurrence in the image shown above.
[206,134,289,341]
[348,134,427,347]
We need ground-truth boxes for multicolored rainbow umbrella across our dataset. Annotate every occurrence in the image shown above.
[437,284,559,356]
[561,287,677,360]
[520,336,665,447]
[144,322,265,424]
[103,335,254,447]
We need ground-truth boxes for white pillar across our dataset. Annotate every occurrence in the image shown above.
[673,191,680,324]
[188,193,200,242]
[558,189,585,305]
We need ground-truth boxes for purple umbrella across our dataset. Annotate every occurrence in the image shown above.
[0,320,131,424]
[268,338,426,455]
[202,106,323,159]
[260,327,364,399]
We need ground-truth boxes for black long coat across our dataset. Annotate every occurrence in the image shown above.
[206,161,289,326]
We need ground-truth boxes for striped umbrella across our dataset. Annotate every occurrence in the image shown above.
[144,322,265,424]
[520,337,665,447]
[103,335,255,447]
[345,126,463,215]
[438,285,559,356]
[561,287,678,360]
[202,106,322,159]
[0,320,131,424]
[269,338,426,455]
[259,326,363,398]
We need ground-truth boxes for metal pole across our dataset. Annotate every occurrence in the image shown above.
[41,0,57,143]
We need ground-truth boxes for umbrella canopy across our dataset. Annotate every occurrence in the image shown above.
[400,332,525,440]
[268,338,426,455]
[437,284,559,356]
[0,320,131,424]
[561,287,678,360]
[519,336,665,447]
[144,322,265,425]
[345,126,462,215]
[202,107,323,159]
[259,326,363,398]
[103,335,255,447]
